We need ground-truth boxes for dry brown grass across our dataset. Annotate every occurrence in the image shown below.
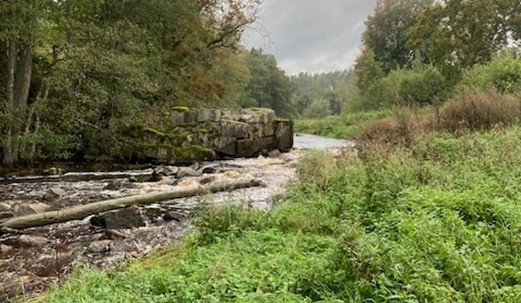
[439,88,521,132]
[356,88,521,148]
[356,107,432,147]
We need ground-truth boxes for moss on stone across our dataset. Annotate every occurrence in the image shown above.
[249,107,273,113]
[174,147,192,160]
[143,128,166,138]
[165,131,191,143]
[172,106,190,112]
[191,145,215,159]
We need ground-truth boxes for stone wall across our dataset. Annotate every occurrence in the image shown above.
[143,108,293,164]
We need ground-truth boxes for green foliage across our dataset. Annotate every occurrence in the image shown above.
[290,70,354,116]
[398,62,447,105]
[408,0,520,83]
[302,98,330,118]
[295,110,392,139]
[354,48,385,92]
[40,126,521,302]
[354,60,447,110]
[461,52,521,94]
[362,0,433,72]
[0,0,267,166]
[242,48,296,118]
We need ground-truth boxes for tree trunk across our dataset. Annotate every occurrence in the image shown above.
[6,40,16,106]
[14,46,33,107]
[3,41,17,167]
[2,41,33,167]
[0,178,265,230]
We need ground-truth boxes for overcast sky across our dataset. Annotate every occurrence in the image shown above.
[242,0,378,75]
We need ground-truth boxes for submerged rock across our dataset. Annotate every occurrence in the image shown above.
[176,167,202,179]
[267,149,281,158]
[87,240,112,254]
[14,202,51,216]
[18,235,50,247]
[42,188,66,201]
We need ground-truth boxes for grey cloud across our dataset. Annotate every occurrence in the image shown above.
[243,0,377,74]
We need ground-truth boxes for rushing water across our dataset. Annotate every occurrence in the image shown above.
[293,133,354,150]
[0,134,355,302]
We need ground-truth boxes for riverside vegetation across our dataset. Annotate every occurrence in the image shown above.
[35,102,521,302]
[5,0,521,301]
[34,23,521,303]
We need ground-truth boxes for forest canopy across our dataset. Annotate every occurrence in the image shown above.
[0,0,299,167]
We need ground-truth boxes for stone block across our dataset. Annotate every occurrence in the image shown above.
[274,119,294,152]
[237,137,275,157]
[197,109,221,122]
[239,108,275,124]
[214,137,236,156]
[221,120,252,139]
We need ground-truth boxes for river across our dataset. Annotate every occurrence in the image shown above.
[0,134,353,302]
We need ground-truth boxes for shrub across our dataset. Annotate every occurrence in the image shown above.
[439,87,521,132]
[356,106,431,147]
[462,52,521,94]
[302,98,331,118]
[398,64,447,105]
[359,63,447,110]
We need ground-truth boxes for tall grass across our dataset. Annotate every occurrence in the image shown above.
[356,88,521,146]
[294,110,392,139]
[37,125,521,303]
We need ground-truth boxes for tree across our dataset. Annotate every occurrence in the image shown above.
[0,0,263,167]
[0,1,55,166]
[409,0,520,83]
[243,48,296,117]
[290,70,354,116]
[354,48,384,92]
[362,0,433,72]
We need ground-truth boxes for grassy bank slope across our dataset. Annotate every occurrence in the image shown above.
[38,127,521,302]
[294,110,392,139]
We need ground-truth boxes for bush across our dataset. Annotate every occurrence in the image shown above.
[302,98,331,118]
[440,87,521,132]
[356,106,431,147]
[359,64,447,110]
[462,52,521,94]
[398,65,447,105]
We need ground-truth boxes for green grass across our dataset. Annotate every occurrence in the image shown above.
[294,110,392,139]
[37,126,521,303]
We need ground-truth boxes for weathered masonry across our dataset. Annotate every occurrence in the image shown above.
[143,108,293,164]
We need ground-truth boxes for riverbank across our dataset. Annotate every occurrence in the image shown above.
[34,125,521,302]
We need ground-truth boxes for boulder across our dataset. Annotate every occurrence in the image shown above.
[274,119,294,152]
[144,107,293,163]
[176,167,202,179]
[87,240,112,253]
[201,164,219,174]
[0,244,13,255]
[267,149,281,158]
[214,137,236,156]
[103,180,126,190]
[95,207,146,230]
[14,202,51,216]
[0,203,13,220]
[197,109,221,122]
[18,235,50,247]
[237,137,275,157]
[42,188,66,202]
[239,108,275,124]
